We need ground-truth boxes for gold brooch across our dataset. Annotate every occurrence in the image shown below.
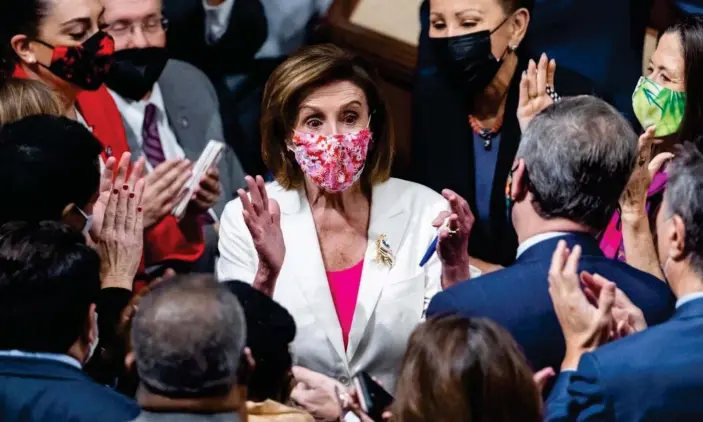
[374,233,394,268]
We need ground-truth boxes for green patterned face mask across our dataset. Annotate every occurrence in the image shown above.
[632,76,686,137]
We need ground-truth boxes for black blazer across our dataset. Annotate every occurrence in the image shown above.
[409,53,596,266]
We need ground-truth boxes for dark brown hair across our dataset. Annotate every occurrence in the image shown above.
[667,15,703,146]
[393,315,541,422]
[260,43,394,190]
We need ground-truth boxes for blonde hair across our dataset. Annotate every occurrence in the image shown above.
[0,78,62,125]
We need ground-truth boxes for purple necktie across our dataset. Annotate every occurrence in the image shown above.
[142,103,166,167]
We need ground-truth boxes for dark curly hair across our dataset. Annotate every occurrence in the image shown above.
[0,0,52,82]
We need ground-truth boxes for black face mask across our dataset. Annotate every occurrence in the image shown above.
[430,18,511,96]
[104,47,169,101]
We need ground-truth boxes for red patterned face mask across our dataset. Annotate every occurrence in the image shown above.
[290,127,373,193]
[34,31,115,91]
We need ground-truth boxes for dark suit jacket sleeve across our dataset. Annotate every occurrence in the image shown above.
[426,290,460,318]
[545,353,613,421]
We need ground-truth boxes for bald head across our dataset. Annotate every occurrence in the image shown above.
[131,275,246,398]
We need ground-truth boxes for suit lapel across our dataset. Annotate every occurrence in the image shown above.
[279,189,347,363]
[159,64,200,162]
[346,181,410,361]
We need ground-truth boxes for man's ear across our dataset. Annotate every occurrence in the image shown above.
[511,159,528,201]
[124,351,135,371]
[670,215,687,261]
[86,303,98,344]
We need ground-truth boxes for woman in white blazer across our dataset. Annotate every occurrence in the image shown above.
[217,44,478,418]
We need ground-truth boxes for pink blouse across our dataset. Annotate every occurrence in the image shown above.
[326,260,364,349]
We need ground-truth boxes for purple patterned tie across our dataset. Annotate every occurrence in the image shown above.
[142,103,166,167]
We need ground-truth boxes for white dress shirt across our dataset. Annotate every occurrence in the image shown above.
[676,291,703,308]
[203,0,334,57]
[107,83,185,173]
[516,232,569,258]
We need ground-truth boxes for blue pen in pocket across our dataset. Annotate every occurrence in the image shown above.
[418,236,439,267]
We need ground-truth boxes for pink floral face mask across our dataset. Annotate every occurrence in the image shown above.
[289,127,373,192]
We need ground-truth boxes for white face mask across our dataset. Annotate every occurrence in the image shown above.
[76,206,93,236]
[85,311,99,365]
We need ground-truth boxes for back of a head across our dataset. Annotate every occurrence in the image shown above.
[0,221,101,353]
[393,315,541,422]
[664,142,703,277]
[225,280,296,403]
[0,78,62,126]
[131,275,247,398]
[516,95,638,231]
[0,114,102,225]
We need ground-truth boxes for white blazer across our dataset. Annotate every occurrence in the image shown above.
[217,178,476,391]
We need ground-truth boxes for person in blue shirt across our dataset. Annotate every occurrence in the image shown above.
[546,142,703,421]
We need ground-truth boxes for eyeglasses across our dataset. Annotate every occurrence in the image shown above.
[105,16,169,39]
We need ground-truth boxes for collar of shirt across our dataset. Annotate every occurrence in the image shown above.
[202,0,235,43]
[108,82,167,134]
[516,232,570,259]
[676,291,703,309]
[0,350,82,369]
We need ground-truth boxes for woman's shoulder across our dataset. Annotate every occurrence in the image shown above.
[374,178,446,208]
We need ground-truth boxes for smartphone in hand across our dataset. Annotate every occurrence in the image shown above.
[353,372,394,422]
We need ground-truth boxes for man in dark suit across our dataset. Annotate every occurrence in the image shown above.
[103,0,247,272]
[427,96,675,380]
[129,275,248,422]
[163,0,269,176]
[0,222,139,422]
[545,143,703,421]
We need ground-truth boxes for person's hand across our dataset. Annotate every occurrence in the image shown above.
[188,167,221,213]
[97,176,146,290]
[533,367,555,394]
[240,175,284,297]
[433,189,474,288]
[141,160,193,228]
[291,366,347,421]
[581,271,647,338]
[548,241,616,370]
[91,153,145,242]
[620,126,674,219]
[348,377,393,422]
[517,53,557,131]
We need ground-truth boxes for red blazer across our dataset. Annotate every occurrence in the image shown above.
[14,68,205,279]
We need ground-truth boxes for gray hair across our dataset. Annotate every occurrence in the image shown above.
[131,274,247,397]
[516,95,638,231]
[664,143,703,276]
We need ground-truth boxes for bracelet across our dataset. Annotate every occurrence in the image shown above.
[546,85,562,103]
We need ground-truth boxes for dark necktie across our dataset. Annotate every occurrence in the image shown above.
[142,103,166,167]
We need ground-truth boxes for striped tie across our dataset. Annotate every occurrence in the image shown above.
[142,103,166,167]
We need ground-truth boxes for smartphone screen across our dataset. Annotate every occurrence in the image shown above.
[353,372,394,422]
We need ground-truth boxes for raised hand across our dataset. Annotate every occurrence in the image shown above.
[97,176,146,291]
[141,160,193,228]
[548,241,616,370]
[517,53,557,131]
[433,189,474,288]
[620,126,674,217]
[581,271,647,338]
[239,175,284,297]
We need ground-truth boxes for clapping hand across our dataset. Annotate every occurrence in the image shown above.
[581,271,647,338]
[97,171,146,291]
[620,126,674,218]
[548,241,616,370]
[517,53,557,131]
[141,160,193,228]
[432,189,474,288]
[291,366,348,421]
[189,167,222,213]
[239,175,284,297]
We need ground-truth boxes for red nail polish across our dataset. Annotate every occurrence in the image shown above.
[137,207,143,212]
[129,193,135,199]
[113,189,119,194]
[123,184,128,191]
